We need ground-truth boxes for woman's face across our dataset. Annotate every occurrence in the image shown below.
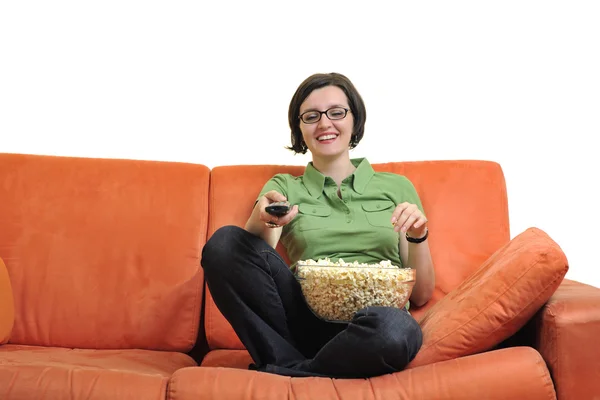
[298,85,354,160]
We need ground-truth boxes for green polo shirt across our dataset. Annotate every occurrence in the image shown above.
[258,158,424,269]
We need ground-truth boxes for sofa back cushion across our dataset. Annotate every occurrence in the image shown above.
[0,257,15,344]
[0,153,209,351]
[205,160,510,350]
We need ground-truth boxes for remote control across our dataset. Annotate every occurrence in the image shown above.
[265,201,291,217]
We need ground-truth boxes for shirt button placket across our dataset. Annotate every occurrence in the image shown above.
[344,186,352,222]
[339,183,352,222]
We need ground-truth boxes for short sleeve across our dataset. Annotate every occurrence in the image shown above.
[257,174,289,202]
[396,175,425,216]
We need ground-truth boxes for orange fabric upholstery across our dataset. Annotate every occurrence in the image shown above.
[168,347,555,400]
[2,152,599,399]
[408,227,568,368]
[532,279,600,399]
[204,160,511,350]
[0,257,15,344]
[0,344,196,399]
[0,153,209,351]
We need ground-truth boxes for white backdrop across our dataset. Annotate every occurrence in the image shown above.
[1,1,599,288]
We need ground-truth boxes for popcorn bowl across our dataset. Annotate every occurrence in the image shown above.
[295,259,416,322]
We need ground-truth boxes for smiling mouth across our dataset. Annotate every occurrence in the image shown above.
[317,134,338,142]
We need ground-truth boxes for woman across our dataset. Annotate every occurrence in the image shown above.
[201,72,435,378]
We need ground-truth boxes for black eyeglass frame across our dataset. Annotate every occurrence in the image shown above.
[298,107,351,124]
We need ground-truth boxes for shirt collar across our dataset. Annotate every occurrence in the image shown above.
[351,157,375,194]
[303,158,375,198]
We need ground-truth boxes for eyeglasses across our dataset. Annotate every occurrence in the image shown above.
[298,107,351,124]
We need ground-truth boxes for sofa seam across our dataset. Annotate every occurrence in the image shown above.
[530,347,559,400]
[205,170,216,350]
[543,303,560,399]
[183,167,210,353]
[289,377,297,400]
[367,377,376,399]
[330,378,342,400]
[186,261,203,353]
[206,283,215,350]
[498,164,510,240]
[166,375,174,400]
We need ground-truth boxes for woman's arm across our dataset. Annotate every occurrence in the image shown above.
[393,202,435,307]
[399,232,435,307]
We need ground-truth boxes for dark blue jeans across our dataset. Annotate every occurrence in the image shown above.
[201,225,423,378]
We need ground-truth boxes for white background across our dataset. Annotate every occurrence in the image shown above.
[1,1,599,288]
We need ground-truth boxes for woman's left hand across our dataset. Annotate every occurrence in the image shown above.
[391,202,428,238]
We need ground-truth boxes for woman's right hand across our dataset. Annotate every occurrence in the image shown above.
[259,190,299,229]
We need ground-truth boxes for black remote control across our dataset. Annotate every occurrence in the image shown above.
[265,201,291,217]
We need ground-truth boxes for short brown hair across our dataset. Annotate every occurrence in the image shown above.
[287,73,366,154]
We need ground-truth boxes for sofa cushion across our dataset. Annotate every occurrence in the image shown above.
[168,347,556,400]
[408,227,569,368]
[200,349,253,369]
[0,257,14,344]
[0,153,209,351]
[0,344,197,399]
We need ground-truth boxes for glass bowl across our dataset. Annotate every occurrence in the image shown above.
[295,261,416,322]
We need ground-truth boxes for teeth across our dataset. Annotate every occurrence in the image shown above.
[318,134,337,141]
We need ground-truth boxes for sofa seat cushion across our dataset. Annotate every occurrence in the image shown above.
[0,344,197,399]
[408,227,569,368]
[168,347,555,400]
[200,349,253,369]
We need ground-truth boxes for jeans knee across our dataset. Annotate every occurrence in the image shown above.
[201,225,245,271]
[356,306,423,368]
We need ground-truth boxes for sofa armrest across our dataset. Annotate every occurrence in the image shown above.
[0,257,15,344]
[532,278,600,400]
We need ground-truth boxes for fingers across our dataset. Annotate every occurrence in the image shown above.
[263,190,287,203]
[259,191,289,228]
[391,202,412,232]
[398,214,418,233]
[263,205,298,229]
[278,204,298,225]
[394,211,418,233]
[392,202,426,233]
[412,217,427,230]
[391,202,408,226]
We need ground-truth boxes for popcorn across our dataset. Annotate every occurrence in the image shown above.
[295,258,415,322]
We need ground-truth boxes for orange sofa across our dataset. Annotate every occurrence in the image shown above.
[1,152,599,400]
